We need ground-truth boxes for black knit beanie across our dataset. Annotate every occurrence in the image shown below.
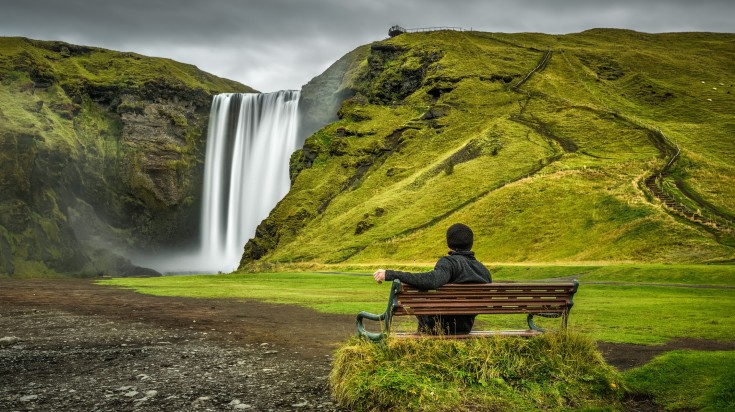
[446,223,473,251]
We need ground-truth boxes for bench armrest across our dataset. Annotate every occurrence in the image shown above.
[356,279,402,342]
[356,311,387,341]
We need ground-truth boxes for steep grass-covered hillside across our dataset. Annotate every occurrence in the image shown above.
[0,37,254,276]
[242,29,735,267]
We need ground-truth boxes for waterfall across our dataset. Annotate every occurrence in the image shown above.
[198,90,300,272]
[130,90,300,274]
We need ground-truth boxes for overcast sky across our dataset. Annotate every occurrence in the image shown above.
[1,0,733,92]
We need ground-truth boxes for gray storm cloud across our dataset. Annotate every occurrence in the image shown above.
[1,0,732,91]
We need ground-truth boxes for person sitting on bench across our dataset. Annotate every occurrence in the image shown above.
[372,223,492,335]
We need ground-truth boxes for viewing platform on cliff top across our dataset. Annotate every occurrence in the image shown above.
[389,25,467,37]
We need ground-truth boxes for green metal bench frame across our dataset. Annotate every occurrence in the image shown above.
[357,279,579,342]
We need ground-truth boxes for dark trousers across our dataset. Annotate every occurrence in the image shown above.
[417,314,476,335]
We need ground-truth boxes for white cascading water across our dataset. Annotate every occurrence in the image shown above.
[131,90,300,274]
[197,91,300,272]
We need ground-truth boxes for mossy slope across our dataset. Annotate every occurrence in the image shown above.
[241,29,735,268]
[0,37,254,276]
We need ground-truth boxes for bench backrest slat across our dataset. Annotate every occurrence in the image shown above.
[396,307,567,315]
[399,293,569,302]
[401,284,577,292]
[393,282,577,317]
[400,301,569,306]
[398,298,572,305]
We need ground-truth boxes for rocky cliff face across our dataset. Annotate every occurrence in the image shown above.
[0,38,255,276]
[297,45,370,145]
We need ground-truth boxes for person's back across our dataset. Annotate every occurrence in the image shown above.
[372,223,492,335]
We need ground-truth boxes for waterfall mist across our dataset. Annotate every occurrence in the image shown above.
[136,91,301,273]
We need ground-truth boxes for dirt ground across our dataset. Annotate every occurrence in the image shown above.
[2,278,734,411]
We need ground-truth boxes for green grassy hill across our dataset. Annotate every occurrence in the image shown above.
[241,29,735,267]
[0,37,253,276]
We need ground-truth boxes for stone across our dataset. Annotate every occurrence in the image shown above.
[0,336,21,346]
[20,394,38,402]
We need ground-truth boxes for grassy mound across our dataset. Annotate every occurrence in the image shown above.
[330,332,622,411]
[623,350,735,411]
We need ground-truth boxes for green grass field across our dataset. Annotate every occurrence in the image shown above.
[624,350,735,411]
[99,264,735,410]
[99,263,735,344]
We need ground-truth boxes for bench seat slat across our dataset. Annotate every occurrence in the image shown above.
[399,301,571,308]
[398,302,569,309]
[392,330,543,339]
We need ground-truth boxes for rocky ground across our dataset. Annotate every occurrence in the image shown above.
[2,279,734,411]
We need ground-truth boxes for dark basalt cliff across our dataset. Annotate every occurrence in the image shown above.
[0,38,255,276]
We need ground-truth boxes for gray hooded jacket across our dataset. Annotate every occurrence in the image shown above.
[385,250,491,289]
[385,250,492,335]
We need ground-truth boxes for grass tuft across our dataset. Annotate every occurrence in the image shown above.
[330,332,622,411]
[623,350,735,411]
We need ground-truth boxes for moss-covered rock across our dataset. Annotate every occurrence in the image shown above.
[0,37,255,276]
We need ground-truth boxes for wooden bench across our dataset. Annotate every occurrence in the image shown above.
[356,279,579,341]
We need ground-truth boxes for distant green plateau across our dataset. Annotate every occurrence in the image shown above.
[243,29,735,268]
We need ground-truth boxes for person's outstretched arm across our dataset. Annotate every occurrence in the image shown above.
[373,258,453,290]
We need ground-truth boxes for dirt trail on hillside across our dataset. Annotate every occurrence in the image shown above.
[1,279,734,411]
